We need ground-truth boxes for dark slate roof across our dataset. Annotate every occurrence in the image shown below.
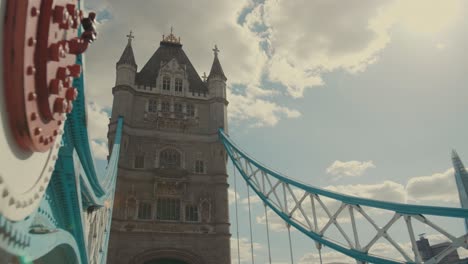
[117,41,137,68]
[208,55,227,81]
[135,41,207,93]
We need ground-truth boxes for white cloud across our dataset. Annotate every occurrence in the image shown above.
[299,251,354,264]
[325,181,406,204]
[91,140,108,160]
[391,0,462,35]
[231,237,262,264]
[229,189,240,205]
[228,88,301,127]
[247,0,396,98]
[84,0,292,127]
[86,102,110,160]
[326,160,376,178]
[406,168,459,203]
[240,195,261,206]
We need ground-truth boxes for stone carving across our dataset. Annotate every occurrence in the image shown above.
[157,182,179,195]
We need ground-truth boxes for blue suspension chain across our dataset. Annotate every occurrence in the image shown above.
[246,184,255,264]
[264,204,272,264]
[233,167,241,264]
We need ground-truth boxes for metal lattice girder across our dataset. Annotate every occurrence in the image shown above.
[219,129,468,264]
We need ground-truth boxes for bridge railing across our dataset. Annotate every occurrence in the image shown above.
[219,129,468,264]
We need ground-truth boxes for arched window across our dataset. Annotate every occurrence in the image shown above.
[160,149,181,168]
[162,76,171,90]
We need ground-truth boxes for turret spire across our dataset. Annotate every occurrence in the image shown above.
[117,31,137,68]
[126,30,135,45]
[213,45,220,57]
[451,149,468,232]
[208,44,227,81]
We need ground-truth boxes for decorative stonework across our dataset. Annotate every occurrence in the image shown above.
[161,27,181,45]
[108,28,229,264]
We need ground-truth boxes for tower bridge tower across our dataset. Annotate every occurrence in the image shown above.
[107,30,230,264]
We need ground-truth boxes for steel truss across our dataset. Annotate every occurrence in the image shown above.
[219,129,468,264]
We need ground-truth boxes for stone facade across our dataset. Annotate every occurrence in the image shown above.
[107,32,230,264]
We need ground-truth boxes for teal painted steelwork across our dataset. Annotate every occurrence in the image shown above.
[219,129,468,219]
[219,129,468,264]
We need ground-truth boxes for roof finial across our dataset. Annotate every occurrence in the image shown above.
[202,72,207,82]
[126,30,135,44]
[213,44,220,57]
[161,26,181,44]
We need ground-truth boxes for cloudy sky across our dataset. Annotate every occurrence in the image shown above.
[83,0,468,263]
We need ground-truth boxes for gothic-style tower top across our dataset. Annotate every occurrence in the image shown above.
[208,44,227,81]
[117,31,137,68]
[136,29,207,93]
[160,26,182,47]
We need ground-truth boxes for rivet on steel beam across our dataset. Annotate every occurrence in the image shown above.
[30,113,37,121]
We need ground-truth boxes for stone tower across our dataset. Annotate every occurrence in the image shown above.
[107,30,230,264]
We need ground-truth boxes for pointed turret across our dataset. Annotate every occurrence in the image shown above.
[207,45,228,132]
[451,150,468,232]
[115,31,137,86]
[117,35,137,67]
[208,45,227,81]
[207,45,227,100]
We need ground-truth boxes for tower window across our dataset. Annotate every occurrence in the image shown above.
[185,205,199,222]
[161,101,170,112]
[134,155,145,169]
[175,78,183,92]
[162,76,171,90]
[186,104,195,117]
[156,198,180,221]
[148,99,157,113]
[138,202,152,220]
[195,160,205,174]
[160,149,181,168]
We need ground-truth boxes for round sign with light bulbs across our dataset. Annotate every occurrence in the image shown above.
[0,0,96,220]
